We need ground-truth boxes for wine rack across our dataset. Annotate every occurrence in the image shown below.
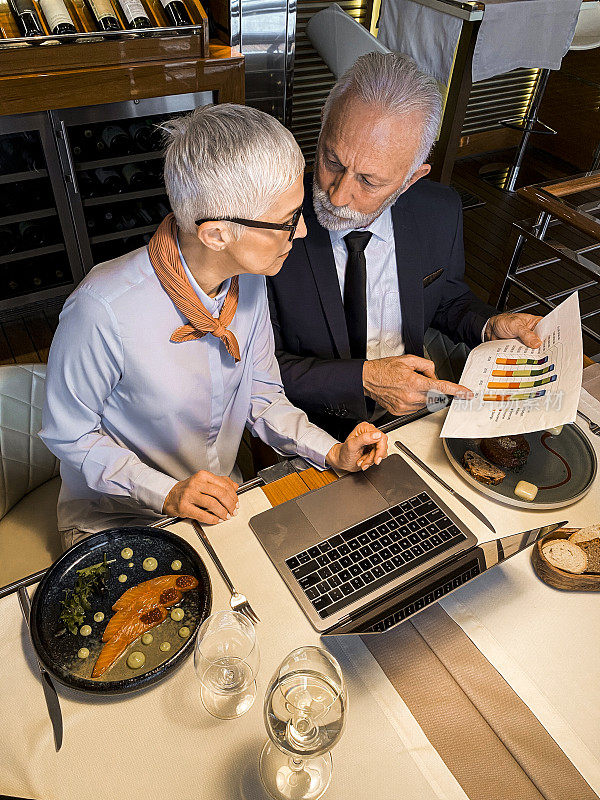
[0,112,84,309]
[0,91,212,312]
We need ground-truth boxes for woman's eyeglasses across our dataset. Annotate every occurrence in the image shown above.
[195,206,303,242]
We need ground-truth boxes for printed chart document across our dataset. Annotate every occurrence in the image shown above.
[440,293,583,438]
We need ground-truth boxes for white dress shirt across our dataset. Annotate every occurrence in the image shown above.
[329,207,405,360]
[330,207,489,358]
[40,246,337,534]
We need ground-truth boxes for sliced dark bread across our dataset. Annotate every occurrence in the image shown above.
[579,538,600,573]
[462,450,506,485]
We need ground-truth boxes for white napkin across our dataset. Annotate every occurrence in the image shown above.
[579,387,600,426]
[378,0,581,84]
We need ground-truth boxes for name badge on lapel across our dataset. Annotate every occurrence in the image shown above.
[423,268,444,288]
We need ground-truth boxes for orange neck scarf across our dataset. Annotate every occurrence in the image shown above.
[148,213,241,362]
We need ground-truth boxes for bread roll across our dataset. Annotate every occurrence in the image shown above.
[579,538,600,573]
[542,540,588,574]
[569,523,600,543]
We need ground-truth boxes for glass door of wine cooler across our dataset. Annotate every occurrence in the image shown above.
[52,91,213,274]
[0,112,84,313]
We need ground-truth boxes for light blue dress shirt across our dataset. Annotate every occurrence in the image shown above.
[40,246,338,534]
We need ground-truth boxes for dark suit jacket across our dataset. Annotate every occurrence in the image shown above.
[267,176,496,437]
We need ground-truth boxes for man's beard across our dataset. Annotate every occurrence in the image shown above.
[312,172,407,232]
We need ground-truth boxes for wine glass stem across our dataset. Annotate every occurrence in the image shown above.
[289,757,305,773]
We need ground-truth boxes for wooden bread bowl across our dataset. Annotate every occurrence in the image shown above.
[532,527,600,591]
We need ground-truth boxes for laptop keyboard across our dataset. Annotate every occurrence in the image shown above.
[285,491,467,619]
[361,559,481,633]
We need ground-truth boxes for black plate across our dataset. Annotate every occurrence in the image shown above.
[30,527,212,695]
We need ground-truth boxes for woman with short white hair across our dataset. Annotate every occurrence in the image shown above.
[41,104,387,546]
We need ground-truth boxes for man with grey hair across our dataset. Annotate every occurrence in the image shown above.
[268,52,542,438]
[40,104,386,545]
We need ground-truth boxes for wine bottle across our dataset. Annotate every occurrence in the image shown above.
[77,171,99,197]
[94,167,125,194]
[19,220,47,248]
[100,124,130,155]
[128,120,152,152]
[84,0,121,31]
[39,0,77,34]
[115,209,138,231]
[0,226,17,256]
[122,162,148,189]
[153,199,171,222]
[159,0,191,26]
[8,0,45,37]
[115,0,152,29]
[135,205,153,225]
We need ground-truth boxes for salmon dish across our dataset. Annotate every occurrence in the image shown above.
[92,574,199,678]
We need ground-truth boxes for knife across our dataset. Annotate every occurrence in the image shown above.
[17,587,63,752]
[394,440,497,534]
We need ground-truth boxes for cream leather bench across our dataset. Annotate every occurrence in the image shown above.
[0,364,61,588]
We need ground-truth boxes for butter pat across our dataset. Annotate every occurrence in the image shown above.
[545,425,563,436]
[514,480,538,501]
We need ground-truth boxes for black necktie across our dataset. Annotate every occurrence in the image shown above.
[343,230,372,359]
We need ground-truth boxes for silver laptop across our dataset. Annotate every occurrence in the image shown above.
[249,454,564,635]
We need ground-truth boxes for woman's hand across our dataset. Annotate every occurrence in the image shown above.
[163,470,239,524]
[326,422,388,472]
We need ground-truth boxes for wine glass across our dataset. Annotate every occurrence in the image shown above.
[259,646,347,800]
[193,610,259,719]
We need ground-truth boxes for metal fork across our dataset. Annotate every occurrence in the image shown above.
[190,520,260,625]
[578,410,600,436]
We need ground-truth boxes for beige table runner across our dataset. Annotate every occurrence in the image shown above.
[362,605,598,800]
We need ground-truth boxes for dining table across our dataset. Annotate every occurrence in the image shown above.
[2,367,600,800]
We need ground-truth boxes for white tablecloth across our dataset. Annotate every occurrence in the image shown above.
[2,409,600,798]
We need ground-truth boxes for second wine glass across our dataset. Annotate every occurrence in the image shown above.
[259,645,347,800]
[194,610,259,719]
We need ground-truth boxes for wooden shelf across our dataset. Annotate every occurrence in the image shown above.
[0,0,246,116]
[76,150,164,171]
[0,169,48,185]
[0,208,57,225]
[0,243,65,265]
[90,223,155,244]
[83,186,166,207]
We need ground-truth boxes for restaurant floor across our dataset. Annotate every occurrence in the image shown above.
[1,147,599,365]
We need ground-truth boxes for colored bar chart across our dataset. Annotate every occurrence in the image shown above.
[487,374,557,390]
[491,364,555,378]
[495,356,548,366]
[483,390,546,402]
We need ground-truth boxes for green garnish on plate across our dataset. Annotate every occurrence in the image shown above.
[58,553,111,636]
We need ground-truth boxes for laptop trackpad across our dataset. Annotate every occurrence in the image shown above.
[296,474,387,539]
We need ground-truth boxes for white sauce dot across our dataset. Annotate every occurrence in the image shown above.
[143,557,158,572]
[126,651,146,670]
[159,642,171,652]
[118,574,128,583]
[93,612,104,623]
[171,560,182,571]
[80,625,92,637]
[78,647,89,659]
[141,633,154,645]
[170,607,184,622]
[178,626,190,639]
[121,547,133,560]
